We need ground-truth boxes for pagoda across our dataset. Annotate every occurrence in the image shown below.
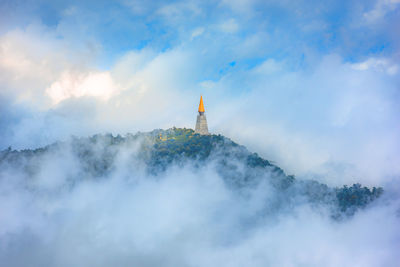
[195,96,209,135]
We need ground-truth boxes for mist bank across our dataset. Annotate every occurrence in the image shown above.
[0,128,398,267]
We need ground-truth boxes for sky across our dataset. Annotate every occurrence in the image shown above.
[1,0,400,186]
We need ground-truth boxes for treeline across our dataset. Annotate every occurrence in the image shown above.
[0,127,383,218]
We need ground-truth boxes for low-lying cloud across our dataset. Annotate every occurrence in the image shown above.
[0,137,399,267]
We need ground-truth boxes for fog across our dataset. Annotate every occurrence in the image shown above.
[0,137,399,267]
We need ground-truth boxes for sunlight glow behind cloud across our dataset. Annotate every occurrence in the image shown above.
[46,71,120,104]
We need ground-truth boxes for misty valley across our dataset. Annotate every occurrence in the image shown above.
[1,128,383,218]
[0,128,396,266]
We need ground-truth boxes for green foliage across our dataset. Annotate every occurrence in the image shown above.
[336,184,383,213]
[0,127,384,218]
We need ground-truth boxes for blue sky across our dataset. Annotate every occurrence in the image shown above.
[0,0,399,185]
[2,0,398,66]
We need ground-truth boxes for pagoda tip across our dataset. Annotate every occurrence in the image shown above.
[198,95,205,113]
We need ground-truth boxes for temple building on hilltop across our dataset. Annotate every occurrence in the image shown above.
[195,96,209,135]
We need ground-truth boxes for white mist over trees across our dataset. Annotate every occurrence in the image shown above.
[0,129,398,267]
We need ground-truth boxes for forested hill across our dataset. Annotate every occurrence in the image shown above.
[0,127,383,218]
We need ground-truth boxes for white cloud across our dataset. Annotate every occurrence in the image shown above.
[156,1,202,22]
[363,0,400,23]
[351,57,399,75]
[46,71,120,105]
[218,18,239,33]
[252,58,283,74]
[0,139,399,266]
[213,55,400,186]
[0,24,98,107]
[191,27,205,40]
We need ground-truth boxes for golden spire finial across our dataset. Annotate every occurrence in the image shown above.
[198,95,205,113]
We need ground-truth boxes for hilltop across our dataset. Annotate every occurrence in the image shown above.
[0,128,383,218]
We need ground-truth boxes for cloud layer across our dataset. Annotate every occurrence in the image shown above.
[0,136,399,267]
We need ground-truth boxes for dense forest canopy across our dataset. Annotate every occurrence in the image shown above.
[0,128,383,219]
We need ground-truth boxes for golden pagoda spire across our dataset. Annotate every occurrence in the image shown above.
[195,95,209,135]
[198,95,205,113]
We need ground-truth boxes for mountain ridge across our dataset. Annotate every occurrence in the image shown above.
[0,127,383,219]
